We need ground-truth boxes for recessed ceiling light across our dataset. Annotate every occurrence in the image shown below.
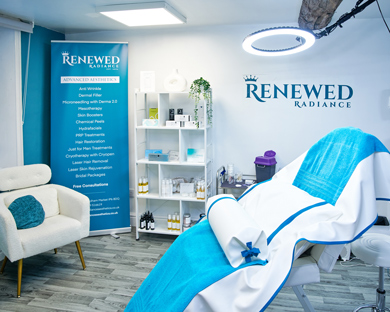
[96,2,186,27]
[242,27,316,56]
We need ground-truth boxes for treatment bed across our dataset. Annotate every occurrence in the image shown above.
[125,127,390,312]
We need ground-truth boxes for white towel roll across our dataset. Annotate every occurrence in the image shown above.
[207,194,268,268]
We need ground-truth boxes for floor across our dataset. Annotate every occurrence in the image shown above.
[0,231,388,312]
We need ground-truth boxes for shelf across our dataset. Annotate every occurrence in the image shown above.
[134,91,212,240]
[138,217,181,235]
[136,126,208,130]
[138,228,181,236]
[137,159,179,164]
[136,159,207,166]
[160,194,205,202]
[136,192,205,202]
[136,192,160,199]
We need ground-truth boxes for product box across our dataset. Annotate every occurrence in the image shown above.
[180,183,195,195]
[184,121,198,129]
[145,149,162,159]
[166,120,180,128]
[149,153,169,162]
[169,108,175,120]
[149,108,158,119]
[175,114,190,122]
[142,119,158,127]
[168,150,179,162]
[187,148,205,163]
[140,71,155,92]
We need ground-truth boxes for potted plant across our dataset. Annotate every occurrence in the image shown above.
[189,77,213,127]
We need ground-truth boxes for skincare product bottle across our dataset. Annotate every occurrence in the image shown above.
[227,164,234,184]
[176,212,180,231]
[145,214,149,230]
[150,213,155,230]
[196,182,201,200]
[168,179,173,196]
[143,177,149,194]
[183,213,191,227]
[140,214,145,229]
[172,214,176,231]
[138,178,143,194]
[201,181,205,200]
[162,179,166,197]
[167,214,172,230]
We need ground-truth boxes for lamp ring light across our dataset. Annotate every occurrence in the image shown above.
[242,27,316,56]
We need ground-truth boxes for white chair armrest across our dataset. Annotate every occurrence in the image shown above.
[47,185,90,237]
[285,255,320,287]
[310,244,344,273]
[294,241,314,260]
[0,199,24,261]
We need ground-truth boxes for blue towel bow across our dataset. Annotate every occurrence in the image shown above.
[241,242,260,263]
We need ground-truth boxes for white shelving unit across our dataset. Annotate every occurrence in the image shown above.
[134,91,213,240]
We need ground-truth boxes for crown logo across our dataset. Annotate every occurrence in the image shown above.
[62,51,69,56]
[243,75,258,82]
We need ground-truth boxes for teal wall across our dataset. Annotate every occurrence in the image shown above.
[21,26,64,165]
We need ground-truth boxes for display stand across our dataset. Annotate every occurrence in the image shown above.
[134,91,213,240]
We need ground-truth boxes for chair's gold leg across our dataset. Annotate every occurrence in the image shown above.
[0,256,7,274]
[17,259,23,298]
[75,241,86,270]
[54,248,57,254]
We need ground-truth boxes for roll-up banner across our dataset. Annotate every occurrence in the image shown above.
[51,41,130,235]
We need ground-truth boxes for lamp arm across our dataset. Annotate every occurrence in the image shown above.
[314,0,376,39]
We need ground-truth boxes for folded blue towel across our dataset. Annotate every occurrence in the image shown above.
[125,220,264,312]
[293,127,388,205]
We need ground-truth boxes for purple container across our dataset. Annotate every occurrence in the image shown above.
[254,150,277,166]
[254,150,277,182]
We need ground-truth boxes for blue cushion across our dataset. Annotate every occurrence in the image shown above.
[8,195,45,229]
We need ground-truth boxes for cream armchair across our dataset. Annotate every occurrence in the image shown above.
[0,164,90,297]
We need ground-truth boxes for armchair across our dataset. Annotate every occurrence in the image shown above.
[0,164,90,297]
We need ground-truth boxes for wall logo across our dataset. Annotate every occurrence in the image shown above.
[244,75,353,108]
[62,51,120,69]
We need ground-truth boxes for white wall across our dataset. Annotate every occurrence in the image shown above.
[0,27,24,169]
[67,19,390,220]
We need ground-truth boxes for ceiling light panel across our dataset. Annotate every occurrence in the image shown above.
[96,2,186,27]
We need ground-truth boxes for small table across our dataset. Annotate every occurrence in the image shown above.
[219,180,255,192]
[216,166,256,197]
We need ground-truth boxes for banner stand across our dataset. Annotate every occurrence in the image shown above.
[90,227,132,237]
[51,41,130,236]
